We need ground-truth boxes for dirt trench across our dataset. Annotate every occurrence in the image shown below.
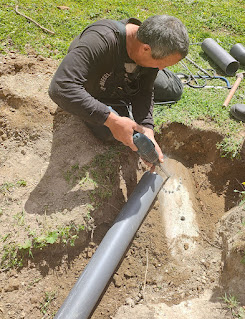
[0,54,245,319]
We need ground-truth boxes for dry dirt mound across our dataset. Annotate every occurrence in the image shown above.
[0,54,245,319]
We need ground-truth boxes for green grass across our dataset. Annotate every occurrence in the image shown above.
[40,291,56,316]
[64,145,123,207]
[1,0,244,58]
[0,223,86,270]
[234,182,245,206]
[1,0,245,157]
[222,293,245,318]
[0,179,27,195]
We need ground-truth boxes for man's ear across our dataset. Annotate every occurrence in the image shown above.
[142,44,151,53]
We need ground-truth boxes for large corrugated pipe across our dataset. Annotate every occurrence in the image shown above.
[201,38,239,75]
[54,171,164,319]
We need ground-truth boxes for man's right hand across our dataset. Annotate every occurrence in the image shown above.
[104,112,144,151]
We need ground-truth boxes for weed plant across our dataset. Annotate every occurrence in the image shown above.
[222,293,245,319]
[234,182,245,206]
[0,223,86,270]
[40,291,57,315]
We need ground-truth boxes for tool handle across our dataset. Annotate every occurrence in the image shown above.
[133,133,159,164]
[185,56,212,77]
[223,74,243,107]
[133,133,171,178]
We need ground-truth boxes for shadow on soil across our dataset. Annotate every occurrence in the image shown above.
[22,109,141,271]
[24,109,139,216]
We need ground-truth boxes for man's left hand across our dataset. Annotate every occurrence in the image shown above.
[142,127,164,172]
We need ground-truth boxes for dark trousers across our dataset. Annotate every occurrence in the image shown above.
[86,69,183,141]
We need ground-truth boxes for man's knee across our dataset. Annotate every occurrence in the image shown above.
[154,69,183,102]
[84,106,121,142]
[85,121,116,142]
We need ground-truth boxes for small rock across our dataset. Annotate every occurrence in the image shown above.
[37,55,45,61]
[4,279,19,292]
[1,134,7,141]
[125,297,135,307]
[113,274,123,287]
[153,201,159,209]
[180,292,185,298]
[30,296,39,304]
[135,292,143,302]
[124,269,133,278]
[87,251,93,258]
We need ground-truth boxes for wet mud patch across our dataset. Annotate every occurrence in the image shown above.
[0,54,245,319]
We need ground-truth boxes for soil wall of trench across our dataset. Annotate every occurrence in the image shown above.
[0,54,245,319]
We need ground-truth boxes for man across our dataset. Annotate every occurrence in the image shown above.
[49,15,189,169]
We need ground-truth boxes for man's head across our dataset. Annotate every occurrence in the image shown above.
[137,15,189,60]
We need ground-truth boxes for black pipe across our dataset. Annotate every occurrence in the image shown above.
[201,38,239,76]
[230,43,245,65]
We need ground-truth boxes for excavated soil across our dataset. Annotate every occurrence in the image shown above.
[0,54,245,319]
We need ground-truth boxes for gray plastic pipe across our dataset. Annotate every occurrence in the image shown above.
[54,171,164,319]
[230,43,245,65]
[201,38,239,75]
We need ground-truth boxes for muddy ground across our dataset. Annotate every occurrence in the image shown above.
[0,54,245,319]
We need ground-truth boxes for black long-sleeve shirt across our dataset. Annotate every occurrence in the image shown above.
[49,18,158,129]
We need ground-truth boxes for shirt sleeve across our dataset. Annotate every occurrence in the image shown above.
[48,31,114,125]
[131,68,158,130]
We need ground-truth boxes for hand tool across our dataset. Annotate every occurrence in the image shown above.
[115,101,170,179]
[180,56,231,89]
[185,56,213,77]
[223,72,245,107]
[177,73,231,89]
[179,61,205,88]
[133,132,171,179]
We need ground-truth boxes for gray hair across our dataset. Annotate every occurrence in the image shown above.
[137,15,189,59]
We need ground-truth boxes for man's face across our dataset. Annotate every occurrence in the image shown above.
[133,46,183,69]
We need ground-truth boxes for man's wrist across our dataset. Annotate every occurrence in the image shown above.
[143,126,154,137]
[104,112,119,128]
